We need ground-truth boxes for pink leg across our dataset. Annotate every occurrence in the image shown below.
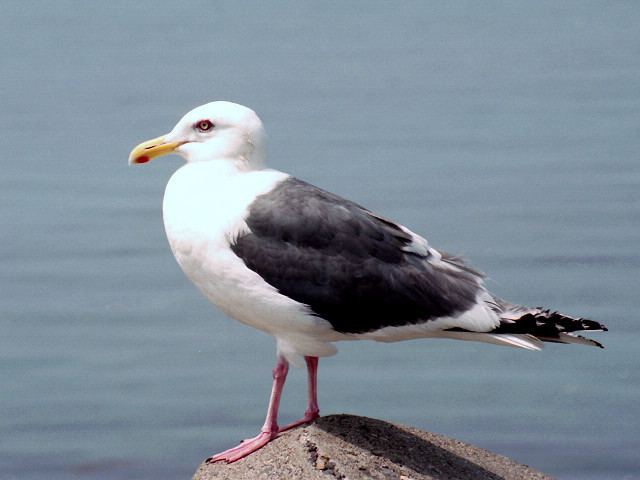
[206,356,290,464]
[280,356,320,432]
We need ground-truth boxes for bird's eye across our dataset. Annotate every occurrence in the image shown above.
[195,119,214,132]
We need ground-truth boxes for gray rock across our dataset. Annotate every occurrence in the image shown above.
[193,414,552,480]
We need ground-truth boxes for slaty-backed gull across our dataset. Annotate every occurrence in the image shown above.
[128,101,607,463]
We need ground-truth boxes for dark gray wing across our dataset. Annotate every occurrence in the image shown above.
[231,177,482,334]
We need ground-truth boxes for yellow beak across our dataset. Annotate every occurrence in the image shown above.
[128,135,184,165]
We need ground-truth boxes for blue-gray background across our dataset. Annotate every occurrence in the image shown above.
[2,2,638,479]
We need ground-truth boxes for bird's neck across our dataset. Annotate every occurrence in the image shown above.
[189,156,264,176]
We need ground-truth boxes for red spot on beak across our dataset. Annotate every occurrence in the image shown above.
[137,156,150,164]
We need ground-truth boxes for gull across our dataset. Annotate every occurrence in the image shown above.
[128,101,606,463]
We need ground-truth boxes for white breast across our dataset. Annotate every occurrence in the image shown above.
[163,162,285,256]
[162,162,338,361]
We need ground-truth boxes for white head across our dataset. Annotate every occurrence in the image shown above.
[129,101,266,170]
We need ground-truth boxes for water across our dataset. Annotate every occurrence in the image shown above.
[1,2,639,478]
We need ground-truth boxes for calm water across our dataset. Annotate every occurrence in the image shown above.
[1,2,639,479]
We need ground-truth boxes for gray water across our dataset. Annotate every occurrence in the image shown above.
[1,2,639,479]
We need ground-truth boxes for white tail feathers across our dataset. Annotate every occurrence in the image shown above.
[428,331,544,351]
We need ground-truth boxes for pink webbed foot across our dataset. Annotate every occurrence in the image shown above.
[279,409,320,433]
[205,430,278,464]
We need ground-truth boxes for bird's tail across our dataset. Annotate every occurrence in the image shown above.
[487,299,608,348]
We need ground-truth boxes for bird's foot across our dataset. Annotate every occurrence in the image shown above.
[279,409,320,433]
[205,430,278,464]
[205,412,320,464]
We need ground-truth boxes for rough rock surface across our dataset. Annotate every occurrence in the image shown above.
[193,414,552,480]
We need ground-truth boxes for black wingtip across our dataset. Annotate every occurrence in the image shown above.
[581,318,608,332]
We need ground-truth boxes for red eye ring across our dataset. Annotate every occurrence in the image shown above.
[196,119,214,132]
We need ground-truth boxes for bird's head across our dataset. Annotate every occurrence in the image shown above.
[128,101,266,170]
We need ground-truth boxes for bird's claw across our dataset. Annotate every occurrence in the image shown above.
[205,431,277,464]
